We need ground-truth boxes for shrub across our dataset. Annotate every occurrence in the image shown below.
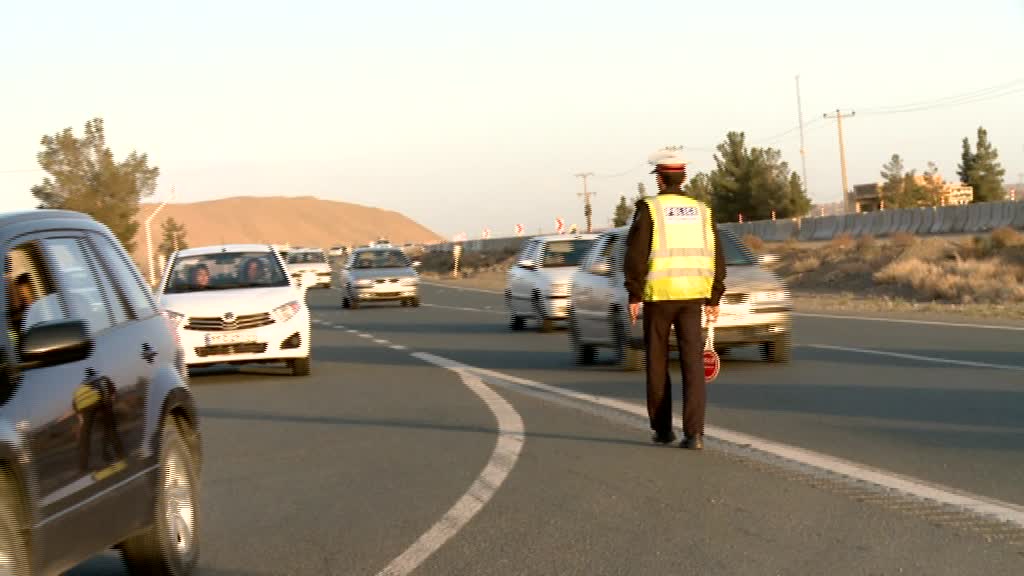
[791,255,821,273]
[743,234,765,252]
[830,233,855,249]
[890,232,917,247]
[874,257,1024,303]
[991,226,1023,249]
[855,235,877,250]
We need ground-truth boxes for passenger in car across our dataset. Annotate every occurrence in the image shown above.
[240,257,268,284]
[190,263,212,289]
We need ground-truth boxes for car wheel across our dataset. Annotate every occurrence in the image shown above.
[612,311,643,371]
[0,472,29,576]
[506,292,524,331]
[121,415,200,576]
[290,356,312,376]
[569,312,596,365]
[760,336,791,363]
[349,297,360,310]
[341,296,351,309]
[533,295,554,333]
[400,299,408,307]
[410,297,420,308]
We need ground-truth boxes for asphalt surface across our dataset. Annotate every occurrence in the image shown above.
[68,284,1024,575]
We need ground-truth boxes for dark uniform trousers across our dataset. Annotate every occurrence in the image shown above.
[643,299,706,438]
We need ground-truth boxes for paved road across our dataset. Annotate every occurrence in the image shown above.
[69,285,1024,574]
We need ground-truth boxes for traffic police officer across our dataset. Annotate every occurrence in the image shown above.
[624,148,726,450]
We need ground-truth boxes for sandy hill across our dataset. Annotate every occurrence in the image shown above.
[131,195,442,264]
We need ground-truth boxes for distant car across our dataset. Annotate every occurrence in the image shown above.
[285,248,332,288]
[328,246,348,258]
[0,209,201,575]
[157,244,312,375]
[505,234,599,332]
[567,226,792,370]
[339,247,421,308]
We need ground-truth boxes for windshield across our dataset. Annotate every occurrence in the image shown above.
[719,229,755,266]
[288,251,326,264]
[164,251,289,293]
[352,250,410,269]
[541,240,594,267]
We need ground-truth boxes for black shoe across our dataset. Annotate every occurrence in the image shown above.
[680,435,704,450]
[651,431,677,445]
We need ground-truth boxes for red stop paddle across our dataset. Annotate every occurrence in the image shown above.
[703,323,720,383]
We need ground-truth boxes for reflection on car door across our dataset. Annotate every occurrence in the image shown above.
[509,240,535,315]
[573,234,608,335]
[585,234,619,338]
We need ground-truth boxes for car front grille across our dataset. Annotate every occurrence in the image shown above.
[185,313,275,331]
[194,342,268,357]
[723,293,749,305]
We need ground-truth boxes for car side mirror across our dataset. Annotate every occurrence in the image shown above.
[758,253,779,265]
[412,261,421,268]
[590,260,611,276]
[18,319,92,370]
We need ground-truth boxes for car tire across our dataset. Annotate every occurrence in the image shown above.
[120,415,200,576]
[410,297,420,308]
[341,297,350,309]
[290,356,312,376]
[400,299,408,307]
[760,336,791,363]
[0,471,29,576]
[569,312,596,366]
[612,311,643,371]
[506,292,524,331]
[533,296,554,333]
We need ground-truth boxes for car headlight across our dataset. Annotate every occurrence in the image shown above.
[355,278,374,287]
[401,277,418,286]
[272,300,302,323]
[752,290,789,303]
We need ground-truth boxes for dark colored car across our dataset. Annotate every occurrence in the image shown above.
[0,210,201,575]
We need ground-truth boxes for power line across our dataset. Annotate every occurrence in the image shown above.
[858,77,1024,115]
[0,168,43,174]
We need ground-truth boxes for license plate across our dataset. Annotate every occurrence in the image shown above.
[205,333,258,346]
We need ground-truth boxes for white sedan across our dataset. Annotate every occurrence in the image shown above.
[157,244,312,375]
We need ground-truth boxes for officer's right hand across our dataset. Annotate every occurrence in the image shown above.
[629,302,642,325]
[705,305,720,324]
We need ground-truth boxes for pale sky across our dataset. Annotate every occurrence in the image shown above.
[3,0,1023,239]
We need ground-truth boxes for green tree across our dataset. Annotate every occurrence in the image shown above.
[707,131,809,222]
[880,153,905,208]
[612,195,631,227]
[957,137,974,184]
[634,182,647,203]
[158,217,189,259]
[922,161,945,206]
[30,117,159,252]
[965,127,1006,202]
[682,172,712,204]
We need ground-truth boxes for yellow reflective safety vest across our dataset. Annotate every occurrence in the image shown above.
[642,195,716,302]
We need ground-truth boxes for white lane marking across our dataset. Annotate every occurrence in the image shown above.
[422,303,503,315]
[374,339,390,345]
[390,345,407,351]
[375,353,524,576]
[808,344,1024,372]
[794,312,1024,331]
[346,329,358,334]
[420,281,501,295]
[358,333,373,339]
[414,353,1024,528]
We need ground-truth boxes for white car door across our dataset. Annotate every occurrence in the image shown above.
[573,234,608,338]
[508,240,534,315]
[584,234,620,340]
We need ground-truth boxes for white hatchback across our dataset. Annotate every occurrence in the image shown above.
[286,248,333,288]
[157,244,312,375]
[505,234,598,332]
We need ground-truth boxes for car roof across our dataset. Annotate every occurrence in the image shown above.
[176,244,276,257]
[0,209,95,228]
[351,246,405,253]
[289,248,324,253]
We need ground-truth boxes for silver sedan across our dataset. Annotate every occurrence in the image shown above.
[338,247,421,308]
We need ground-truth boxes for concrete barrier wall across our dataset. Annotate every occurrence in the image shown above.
[427,201,1024,255]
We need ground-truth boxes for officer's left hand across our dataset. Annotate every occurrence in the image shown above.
[629,302,642,325]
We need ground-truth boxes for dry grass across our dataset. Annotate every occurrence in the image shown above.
[991,226,1024,249]
[743,234,765,252]
[874,258,1024,303]
[890,232,917,247]
[790,255,822,274]
[829,233,855,250]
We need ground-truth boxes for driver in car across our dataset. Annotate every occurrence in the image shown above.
[190,263,211,289]
[240,257,268,284]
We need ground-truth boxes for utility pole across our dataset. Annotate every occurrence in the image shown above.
[575,172,596,232]
[823,109,855,214]
[796,75,808,194]
[145,185,176,286]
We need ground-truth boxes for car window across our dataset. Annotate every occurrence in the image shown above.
[540,239,594,268]
[719,229,756,266]
[89,233,157,319]
[352,250,409,269]
[579,236,605,270]
[5,241,69,340]
[79,239,129,326]
[41,238,114,335]
[164,251,289,293]
[611,234,626,270]
[288,251,326,264]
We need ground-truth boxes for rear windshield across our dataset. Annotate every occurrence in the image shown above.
[164,251,289,293]
[352,250,410,269]
[542,239,594,268]
[288,251,326,264]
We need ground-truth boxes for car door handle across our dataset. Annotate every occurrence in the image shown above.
[141,343,158,364]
